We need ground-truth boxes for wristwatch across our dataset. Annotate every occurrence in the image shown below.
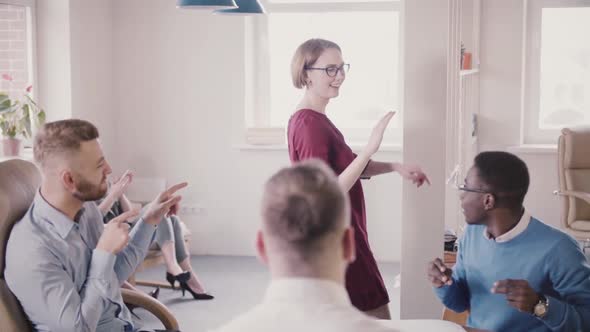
[533,295,549,318]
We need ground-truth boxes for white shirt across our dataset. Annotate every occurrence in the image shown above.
[483,210,531,242]
[209,278,397,332]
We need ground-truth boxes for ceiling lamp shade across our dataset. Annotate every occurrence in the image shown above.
[176,0,238,10]
[214,0,266,15]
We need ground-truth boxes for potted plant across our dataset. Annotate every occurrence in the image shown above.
[0,74,45,156]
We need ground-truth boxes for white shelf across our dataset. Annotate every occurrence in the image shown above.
[460,69,480,77]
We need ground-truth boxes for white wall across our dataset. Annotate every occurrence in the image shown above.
[109,0,403,262]
[69,0,116,158]
[36,0,116,157]
[479,0,561,229]
[36,0,72,122]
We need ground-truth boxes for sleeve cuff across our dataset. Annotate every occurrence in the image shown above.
[433,280,467,312]
[89,249,116,280]
[433,284,451,298]
[538,295,566,329]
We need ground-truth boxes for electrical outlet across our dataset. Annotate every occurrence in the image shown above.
[179,204,205,216]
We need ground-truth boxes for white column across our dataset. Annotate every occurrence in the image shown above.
[400,0,450,319]
[36,0,72,121]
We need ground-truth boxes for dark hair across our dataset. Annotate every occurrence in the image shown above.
[34,119,99,167]
[261,159,347,259]
[474,151,530,209]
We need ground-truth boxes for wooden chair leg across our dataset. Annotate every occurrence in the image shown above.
[135,280,175,289]
[122,289,179,330]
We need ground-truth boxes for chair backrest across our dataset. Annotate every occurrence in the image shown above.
[558,128,590,237]
[0,159,41,332]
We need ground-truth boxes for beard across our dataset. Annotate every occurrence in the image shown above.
[72,175,108,202]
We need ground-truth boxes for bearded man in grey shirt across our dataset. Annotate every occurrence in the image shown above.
[5,119,186,332]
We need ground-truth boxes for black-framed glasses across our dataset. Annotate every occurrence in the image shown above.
[305,63,350,77]
[456,184,493,195]
[456,183,527,202]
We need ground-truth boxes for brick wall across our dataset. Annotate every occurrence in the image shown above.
[0,4,29,98]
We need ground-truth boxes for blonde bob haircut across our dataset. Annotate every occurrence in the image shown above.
[291,38,341,89]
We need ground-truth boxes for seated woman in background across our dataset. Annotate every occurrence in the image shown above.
[99,171,214,301]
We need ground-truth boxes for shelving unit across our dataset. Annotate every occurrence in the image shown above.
[460,68,480,77]
[445,0,481,235]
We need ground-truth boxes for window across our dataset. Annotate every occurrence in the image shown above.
[245,0,401,146]
[524,0,590,144]
[0,0,36,100]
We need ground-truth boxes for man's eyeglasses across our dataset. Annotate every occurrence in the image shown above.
[446,167,494,195]
[305,64,350,77]
[446,167,524,199]
[456,184,493,195]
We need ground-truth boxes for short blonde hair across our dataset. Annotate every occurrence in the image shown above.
[34,119,99,168]
[261,159,348,260]
[291,38,341,89]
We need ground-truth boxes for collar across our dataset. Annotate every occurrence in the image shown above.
[34,190,85,239]
[264,277,350,306]
[484,209,531,243]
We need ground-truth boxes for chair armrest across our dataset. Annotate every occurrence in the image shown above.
[554,190,590,205]
[121,288,179,330]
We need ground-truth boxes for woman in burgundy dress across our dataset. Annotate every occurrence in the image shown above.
[287,38,430,319]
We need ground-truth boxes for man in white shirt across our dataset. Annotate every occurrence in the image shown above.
[211,159,398,332]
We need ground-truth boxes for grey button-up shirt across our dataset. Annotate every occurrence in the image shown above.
[5,191,156,332]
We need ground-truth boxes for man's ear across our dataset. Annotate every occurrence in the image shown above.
[61,170,77,193]
[483,193,495,210]
[342,226,356,263]
[256,230,268,265]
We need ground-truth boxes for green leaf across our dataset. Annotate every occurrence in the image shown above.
[38,110,46,124]
[0,93,11,112]
[0,121,8,136]
[0,91,45,138]
[22,104,32,138]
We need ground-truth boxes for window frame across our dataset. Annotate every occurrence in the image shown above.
[1,0,38,95]
[244,0,402,146]
[523,0,590,144]
[1,0,38,147]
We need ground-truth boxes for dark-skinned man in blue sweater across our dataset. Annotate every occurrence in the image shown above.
[428,151,590,332]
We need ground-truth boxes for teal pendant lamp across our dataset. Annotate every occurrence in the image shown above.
[177,0,238,10]
[214,0,265,15]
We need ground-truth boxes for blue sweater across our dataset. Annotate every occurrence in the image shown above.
[434,218,590,332]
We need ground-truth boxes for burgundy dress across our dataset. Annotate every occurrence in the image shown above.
[287,109,390,311]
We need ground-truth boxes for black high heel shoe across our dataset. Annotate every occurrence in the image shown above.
[179,281,214,300]
[126,286,160,319]
[167,271,191,291]
[167,271,194,290]
[126,303,141,319]
[148,286,160,300]
[166,272,176,289]
[174,271,214,300]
